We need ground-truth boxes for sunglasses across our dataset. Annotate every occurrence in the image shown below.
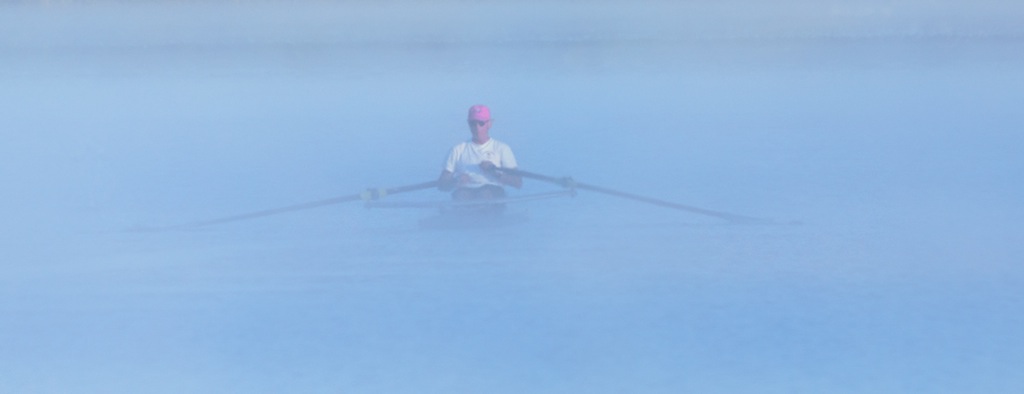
[469,120,489,127]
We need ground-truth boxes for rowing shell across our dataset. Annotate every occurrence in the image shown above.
[364,190,575,229]
[415,208,530,230]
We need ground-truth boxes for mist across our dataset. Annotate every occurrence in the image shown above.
[2,1,1023,393]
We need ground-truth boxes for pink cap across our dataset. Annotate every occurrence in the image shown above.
[467,105,491,121]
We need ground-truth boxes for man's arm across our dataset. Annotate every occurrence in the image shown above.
[495,144,522,188]
[479,162,522,189]
[437,170,456,191]
[497,169,522,188]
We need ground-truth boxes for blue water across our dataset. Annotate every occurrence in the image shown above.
[3,2,1023,393]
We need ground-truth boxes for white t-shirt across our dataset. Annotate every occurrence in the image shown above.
[443,139,518,188]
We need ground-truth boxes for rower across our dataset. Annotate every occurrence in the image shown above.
[437,104,523,202]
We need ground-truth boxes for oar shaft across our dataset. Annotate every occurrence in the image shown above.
[383,181,442,195]
[180,194,364,228]
[574,183,755,222]
[155,180,439,230]
[505,168,767,223]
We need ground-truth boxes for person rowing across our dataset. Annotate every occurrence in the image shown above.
[437,104,523,203]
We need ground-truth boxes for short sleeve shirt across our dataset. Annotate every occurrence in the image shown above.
[443,139,518,188]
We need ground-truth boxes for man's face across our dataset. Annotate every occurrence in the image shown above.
[468,119,491,141]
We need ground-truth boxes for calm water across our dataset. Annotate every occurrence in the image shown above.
[2,3,1023,393]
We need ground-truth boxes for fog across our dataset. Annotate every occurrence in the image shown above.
[2,1,1023,393]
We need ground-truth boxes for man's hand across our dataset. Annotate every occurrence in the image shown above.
[480,161,506,184]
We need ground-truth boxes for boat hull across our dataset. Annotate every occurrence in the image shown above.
[418,208,529,230]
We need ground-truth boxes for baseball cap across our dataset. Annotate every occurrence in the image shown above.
[467,105,491,121]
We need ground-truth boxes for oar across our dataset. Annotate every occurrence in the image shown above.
[365,190,576,210]
[502,168,771,224]
[139,180,439,231]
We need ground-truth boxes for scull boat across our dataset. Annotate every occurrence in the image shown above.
[142,168,771,232]
[365,190,576,229]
